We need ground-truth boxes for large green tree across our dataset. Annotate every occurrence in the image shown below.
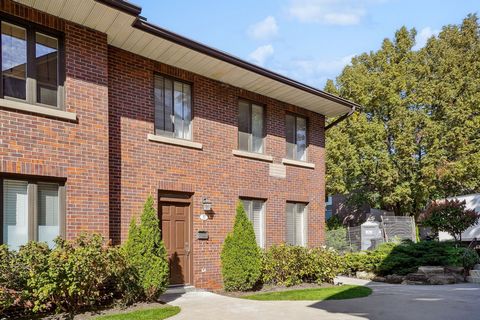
[325,14,480,217]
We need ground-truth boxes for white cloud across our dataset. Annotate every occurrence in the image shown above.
[248,16,279,40]
[248,44,275,66]
[413,27,439,50]
[287,0,383,25]
[276,53,356,88]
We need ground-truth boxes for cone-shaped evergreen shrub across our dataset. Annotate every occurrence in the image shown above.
[221,201,262,291]
[123,196,169,300]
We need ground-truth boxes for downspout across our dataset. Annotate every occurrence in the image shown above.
[324,106,356,131]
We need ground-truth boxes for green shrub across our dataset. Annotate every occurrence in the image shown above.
[343,242,396,275]
[0,245,23,313]
[262,244,308,287]
[343,241,480,276]
[325,228,350,252]
[16,235,130,313]
[123,196,169,300]
[377,240,479,275]
[262,244,344,286]
[305,248,344,284]
[221,201,262,291]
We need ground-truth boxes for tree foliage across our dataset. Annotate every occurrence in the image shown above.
[221,202,262,291]
[123,196,169,300]
[325,15,480,217]
[419,199,480,241]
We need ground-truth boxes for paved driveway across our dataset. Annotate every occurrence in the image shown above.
[164,277,480,320]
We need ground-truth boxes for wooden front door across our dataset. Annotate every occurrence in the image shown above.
[159,199,192,285]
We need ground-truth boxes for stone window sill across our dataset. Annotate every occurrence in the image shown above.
[0,98,77,121]
[282,158,315,169]
[232,149,273,162]
[147,133,203,150]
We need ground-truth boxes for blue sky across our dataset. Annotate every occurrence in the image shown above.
[134,0,478,89]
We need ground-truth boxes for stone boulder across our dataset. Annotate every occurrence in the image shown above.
[385,274,405,284]
[426,274,457,285]
[401,266,465,285]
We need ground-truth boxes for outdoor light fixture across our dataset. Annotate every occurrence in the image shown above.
[202,197,212,212]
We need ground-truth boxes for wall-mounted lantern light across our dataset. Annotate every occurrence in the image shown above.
[202,197,212,212]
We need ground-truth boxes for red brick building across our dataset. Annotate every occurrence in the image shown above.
[0,0,357,289]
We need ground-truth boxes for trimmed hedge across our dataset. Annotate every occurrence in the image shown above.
[221,202,262,291]
[343,240,480,276]
[0,234,137,316]
[262,244,343,287]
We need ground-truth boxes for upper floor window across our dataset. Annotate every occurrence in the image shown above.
[286,113,307,161]
[1,20,63,108]
[241,198,265,248]
[1,177,65,250]
[286,202,307,247]
[154,74,192,140]
[238,100,265,153]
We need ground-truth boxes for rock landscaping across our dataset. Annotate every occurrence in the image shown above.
[373,266,466,285]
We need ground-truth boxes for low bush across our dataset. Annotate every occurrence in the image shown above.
[262,244,308,286]
[123,196,169,300]
[221,202,262,291]
[343,240,480,276]
[262,244,344,287]
[0,234,138,317]
[343,242,396,275]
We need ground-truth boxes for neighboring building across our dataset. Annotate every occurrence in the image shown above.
[438,193,480,242]
[326,194,372,226]
[0,0,357,289]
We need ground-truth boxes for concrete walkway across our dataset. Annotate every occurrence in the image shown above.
[164,277,480,320]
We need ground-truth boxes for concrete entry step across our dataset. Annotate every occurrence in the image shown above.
[165,285,198,294]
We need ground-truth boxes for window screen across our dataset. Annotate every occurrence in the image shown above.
[286,202,307,246]
[241,199,265,248]
[3,180,28,251]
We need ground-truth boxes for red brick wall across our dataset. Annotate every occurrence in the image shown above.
[1,0,327,290]
[0,0,110,238]
[108,47,327,289]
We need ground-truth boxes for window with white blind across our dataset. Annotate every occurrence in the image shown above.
[1,178,65,250]
[154,74,192,140]
[241,199,265,248]
[286,202,308,246]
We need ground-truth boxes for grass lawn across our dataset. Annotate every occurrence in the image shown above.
[95,306,180,320]
[242,285,372,301]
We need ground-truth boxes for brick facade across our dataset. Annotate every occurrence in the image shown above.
[0,0,110,239]
[1,1,326,290]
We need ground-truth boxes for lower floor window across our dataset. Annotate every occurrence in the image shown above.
[241,198,265,248]
[286,202,308,246]
[1,178,65,250]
